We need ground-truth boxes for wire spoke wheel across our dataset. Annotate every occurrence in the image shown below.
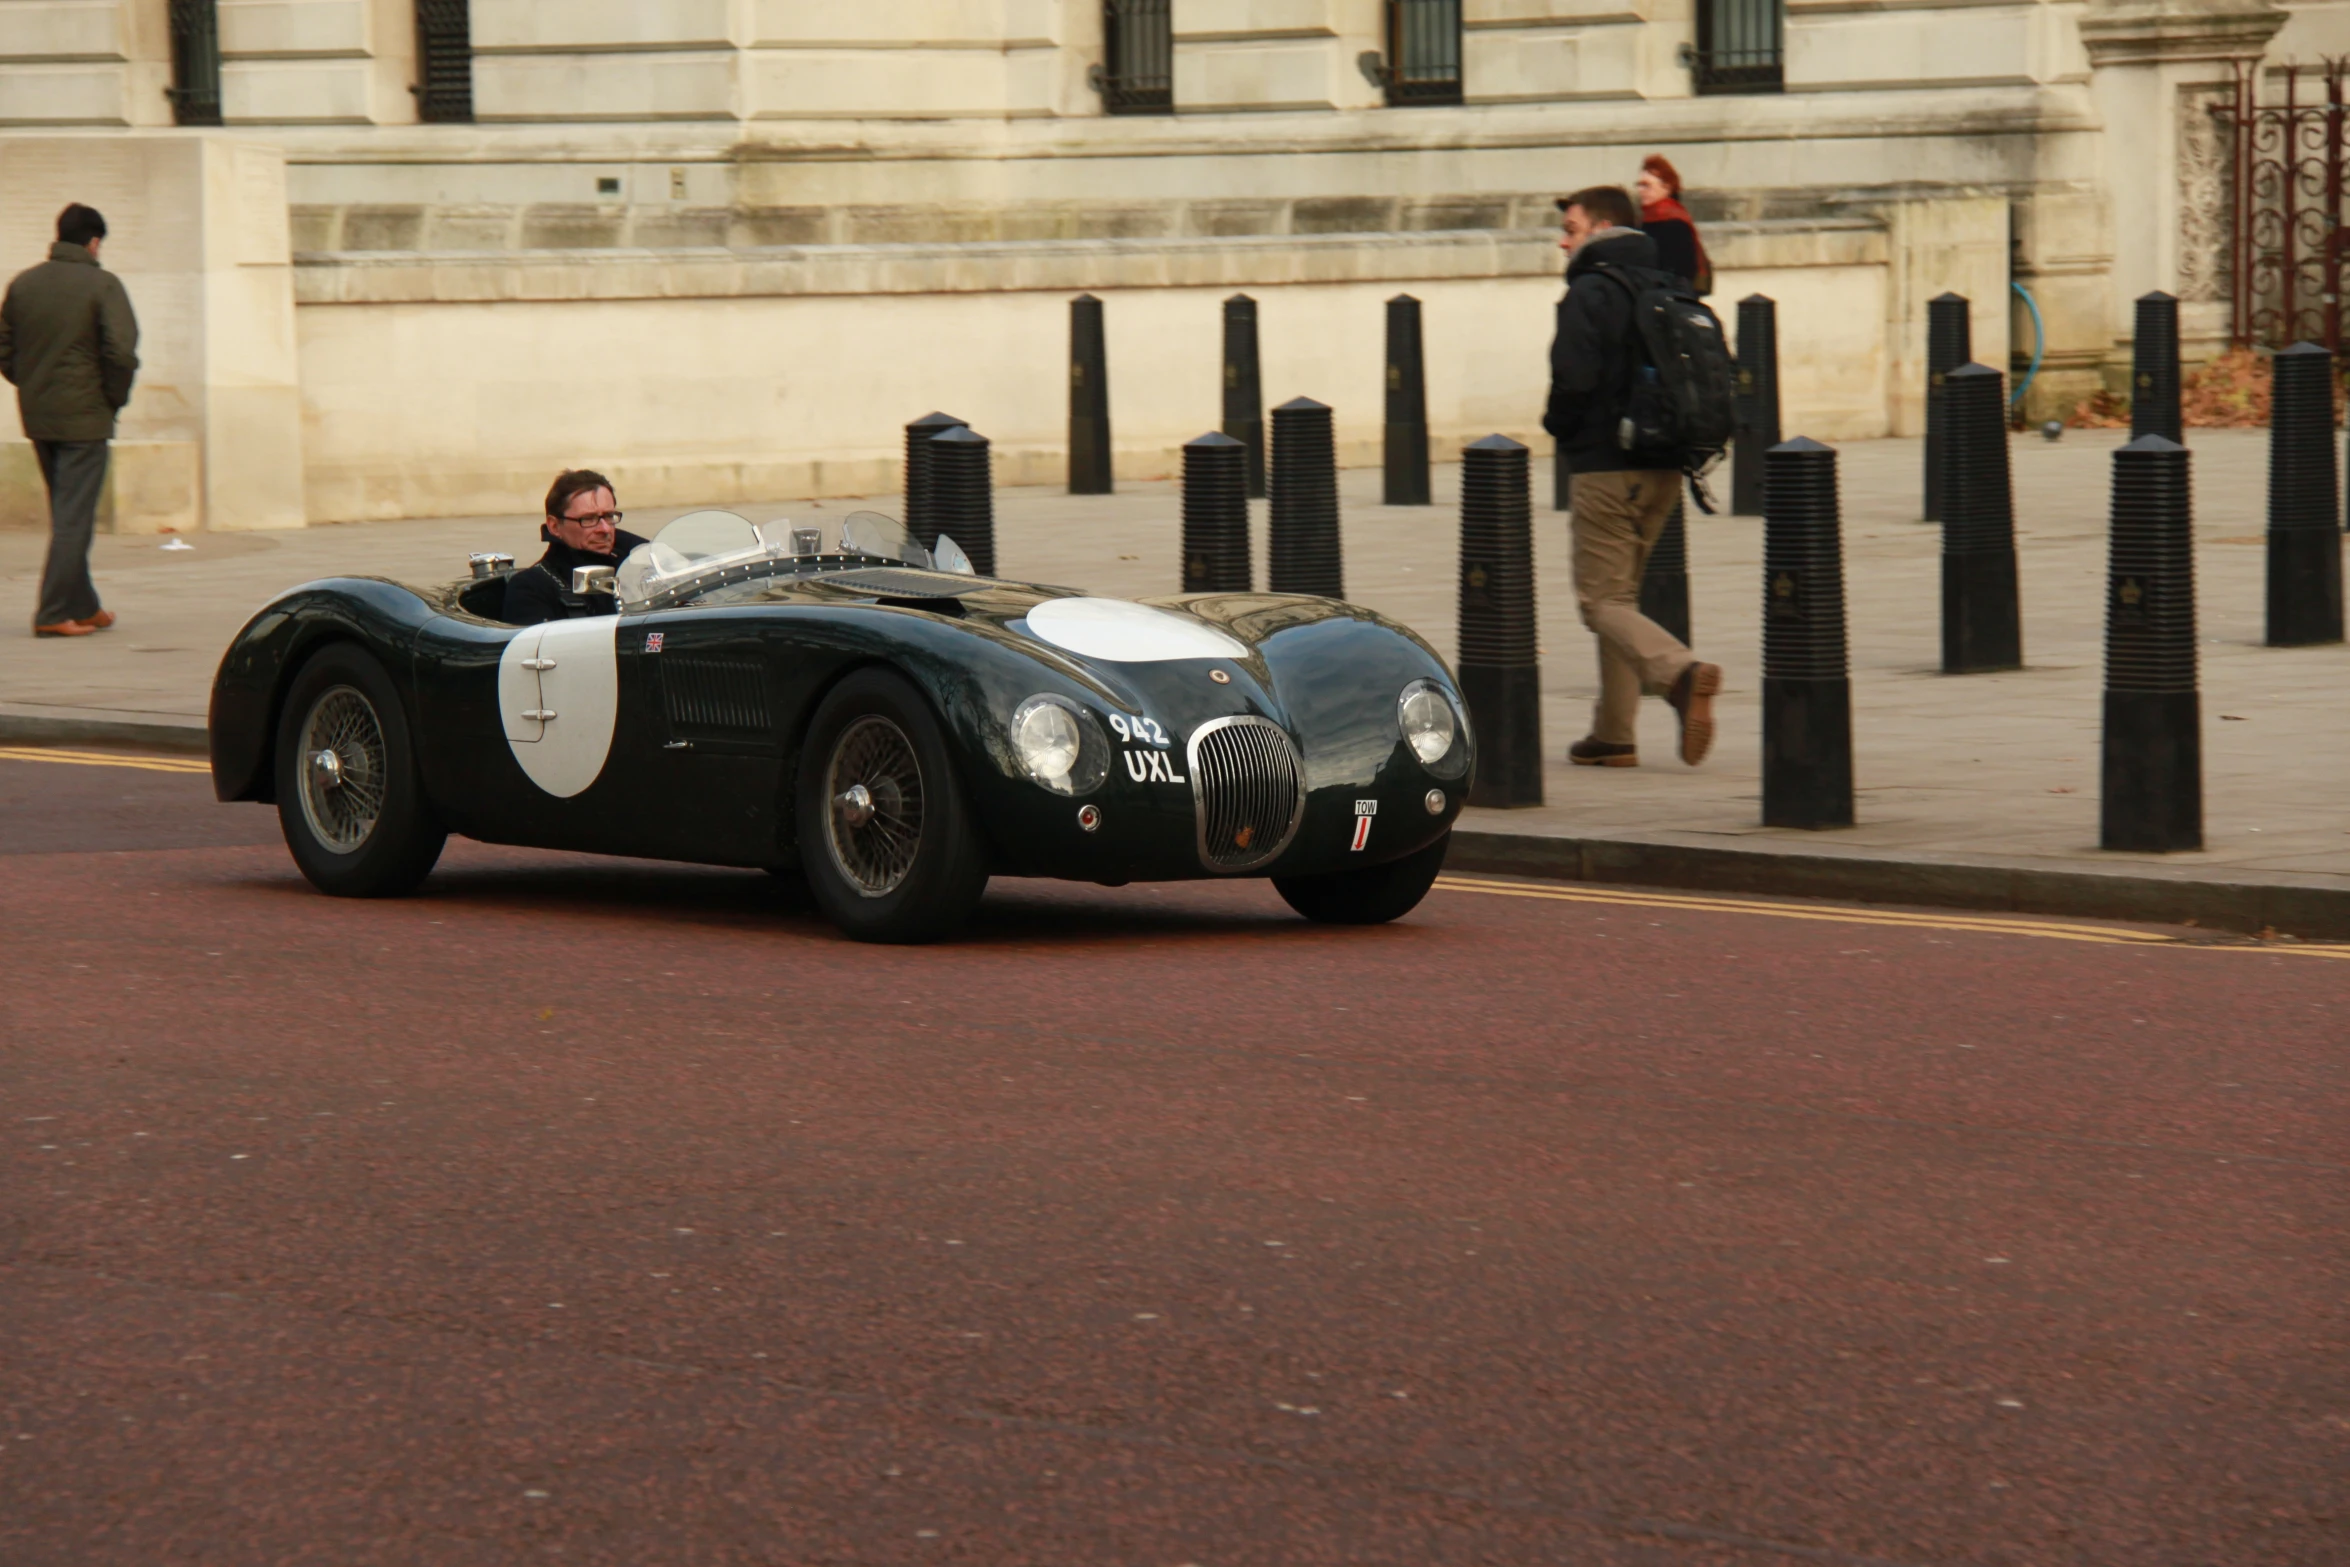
[825,715,925,897]
[296,684,387,853]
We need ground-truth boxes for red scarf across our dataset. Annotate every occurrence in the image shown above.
[1642,194,1710,286]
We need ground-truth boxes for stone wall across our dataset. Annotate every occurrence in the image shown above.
[287,218,1903,522]
[0,135,305,532]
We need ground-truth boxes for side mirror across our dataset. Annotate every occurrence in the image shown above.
[469,551,514,580]
[571,565,617,596]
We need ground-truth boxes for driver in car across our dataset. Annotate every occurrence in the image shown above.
[504,468,651,627]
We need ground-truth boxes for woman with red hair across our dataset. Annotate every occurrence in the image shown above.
[1635,155,1711,294]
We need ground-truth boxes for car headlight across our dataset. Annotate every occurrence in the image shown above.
[1011,694,1109,796]
[1399,679,1464,774]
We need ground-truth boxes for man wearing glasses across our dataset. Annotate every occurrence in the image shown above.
[503,468,650,626]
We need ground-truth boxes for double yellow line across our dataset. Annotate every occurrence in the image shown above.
[0,745,211,776]
[5,747,2337,962]
[1434,874,2350,961]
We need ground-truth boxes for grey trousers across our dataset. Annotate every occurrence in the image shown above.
[33,438,107,627]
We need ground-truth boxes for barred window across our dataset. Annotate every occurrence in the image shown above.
[415,0,474,124]
[1692,0,1784,95]
[167,0,223,126]
[1099,0,1172,115]
[1385,0,1463,107]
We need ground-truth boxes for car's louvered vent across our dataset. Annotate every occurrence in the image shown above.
[1187,717,1305,873]
[663,656,772,737]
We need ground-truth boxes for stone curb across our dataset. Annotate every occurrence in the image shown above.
[1448,830,2350,942]
[0,711,210,755]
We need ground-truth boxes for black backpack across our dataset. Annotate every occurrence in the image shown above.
[1594,264,1739,509]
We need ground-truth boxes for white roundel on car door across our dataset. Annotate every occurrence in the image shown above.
[496,616,619,798]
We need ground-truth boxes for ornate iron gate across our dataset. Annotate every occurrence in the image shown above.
[2217,58,2350,349]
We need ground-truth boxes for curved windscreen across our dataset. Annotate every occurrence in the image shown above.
[839,510,927,567]
[614,507,956,608]
[659,508,763,561]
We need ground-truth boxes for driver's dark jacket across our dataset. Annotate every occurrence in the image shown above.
[503,530,648,627]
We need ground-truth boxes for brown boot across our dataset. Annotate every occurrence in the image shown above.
[1666,662,1722,766]
[1569,737,1639,768]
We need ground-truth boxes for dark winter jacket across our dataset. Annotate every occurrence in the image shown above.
[1541,227,1684,476]
[0,243,141,443]
[503,530,650,627]
[1642,217,1704,291]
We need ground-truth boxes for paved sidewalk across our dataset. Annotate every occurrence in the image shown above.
[4,429,2345,926]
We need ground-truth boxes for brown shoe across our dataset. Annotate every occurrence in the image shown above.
[33,619,95,638]
[82,608,115,631]
[1666,662,1723,766]
[1569,737,1639,768]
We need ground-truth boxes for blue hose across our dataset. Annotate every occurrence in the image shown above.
[2011,280,2045,411]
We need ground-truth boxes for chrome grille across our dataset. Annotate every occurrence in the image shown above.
[1187,717,1305,873]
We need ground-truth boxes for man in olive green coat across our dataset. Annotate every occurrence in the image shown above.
[0,203,141,636]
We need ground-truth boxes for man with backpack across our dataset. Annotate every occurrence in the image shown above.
[1543,184,1726,768]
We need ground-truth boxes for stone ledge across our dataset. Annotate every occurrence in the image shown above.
[292,219,1887,304]
[1448,828,2350,941]
[230,82,2103,164]
[0,705,210,754]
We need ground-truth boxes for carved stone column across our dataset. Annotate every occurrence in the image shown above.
[2081,0,2285,369]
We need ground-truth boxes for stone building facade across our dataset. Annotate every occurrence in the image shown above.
[0,0,2335,527]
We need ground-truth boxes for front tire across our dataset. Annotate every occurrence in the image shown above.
[1274,832,1449,925]
[796,668,988,943]
[273,643,446,897]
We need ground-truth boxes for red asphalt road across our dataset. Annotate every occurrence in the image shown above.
[1,756,2344,1567]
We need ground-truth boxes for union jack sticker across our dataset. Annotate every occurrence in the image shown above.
[644,632,664,653]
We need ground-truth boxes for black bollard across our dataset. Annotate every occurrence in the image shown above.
[903,410,967,548]
[1458,434,1541,808]
[2102,435,2202,852]
[1383,294,1430,505]
[927,424,996,578]
[1068,294,1112,495]
[1181,431,1250,592]
[1638,497,1692,646]
[1268,396,1343,597]
[2131,292,2182,445]
[1923,292,1971,522]
[1732,294,1780,517]
[1221,294,1266,499]
[1553,438,1571,513]
[1941,362,2023,673]
[1762,437,1854,829]
[2267,341,2345,645]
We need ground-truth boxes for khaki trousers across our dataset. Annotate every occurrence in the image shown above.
[1568,469,1694,746]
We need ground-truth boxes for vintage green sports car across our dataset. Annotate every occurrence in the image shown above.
[208,510,1474,942]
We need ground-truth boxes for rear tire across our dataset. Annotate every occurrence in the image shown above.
[1274,832,1449,925]
[274,643,446,897]
[796,668,988,943]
